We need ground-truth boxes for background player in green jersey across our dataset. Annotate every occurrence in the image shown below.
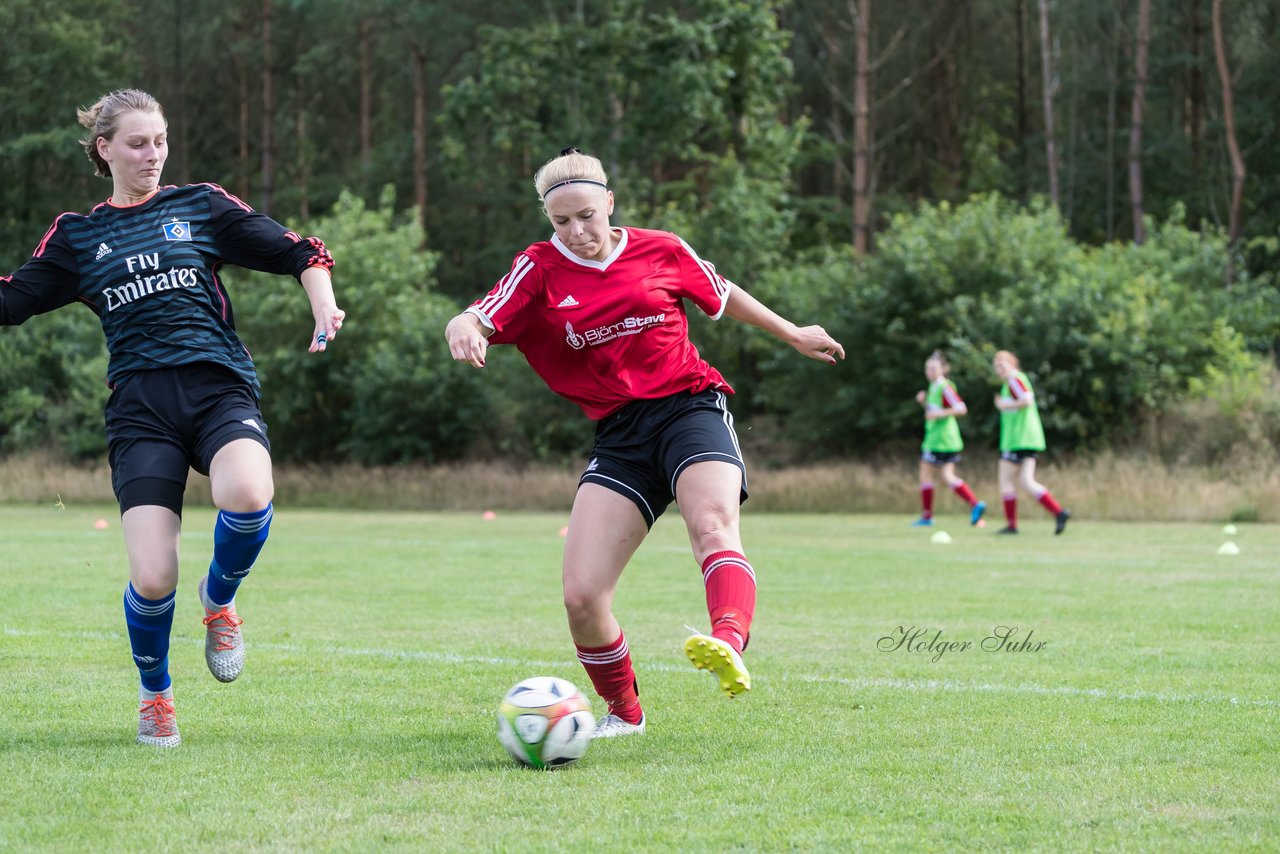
[913,351,986,527]
[992,350,1071,535]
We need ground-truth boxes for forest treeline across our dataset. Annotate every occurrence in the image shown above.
[1,0,1277,465]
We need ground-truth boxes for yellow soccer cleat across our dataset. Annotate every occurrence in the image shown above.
[683,632,751,698]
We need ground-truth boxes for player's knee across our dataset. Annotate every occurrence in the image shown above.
[687,505,738,552]
[562,585,604,624]
[219,485,274,515]
[130,571,176,600]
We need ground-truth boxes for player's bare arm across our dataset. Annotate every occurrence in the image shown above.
[926,405,967,420]
[995,394,1033,412]
[301,267,345,353]
[722,286,845,365]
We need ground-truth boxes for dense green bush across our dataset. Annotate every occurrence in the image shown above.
[2,191,1272,466]
[234,189,490,464]
[0,309,108,458]
[757,195,1272,457]
[1150,357,1280,467]
[478,351,594,464]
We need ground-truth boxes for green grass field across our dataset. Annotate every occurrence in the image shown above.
[2,506,1277,851]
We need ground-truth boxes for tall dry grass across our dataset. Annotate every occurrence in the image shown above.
[2,450,1275,522]
[748,453,1279,522]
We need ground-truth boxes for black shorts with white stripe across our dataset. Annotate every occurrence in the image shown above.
[579,389,747,528]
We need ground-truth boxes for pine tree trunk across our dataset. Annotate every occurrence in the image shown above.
[1188,0,1205,225]
[1129,0,1151,244]
[296,79,309,220]
[171,0,188,184]
[1015,0,1029,201]
[260,0,274,216]
[610,93,625,219]
[929,14,960,186]
[1211,0,1245,248]
[852,0,872,254]
[1066,53,1078,221]
[412,42,428,238]
[360,19,373,177]
[1104,8,1120,241]
[828,5,844,195]
[232,8,250,201]
[1038,0,1059,207]
[237,55,250,201]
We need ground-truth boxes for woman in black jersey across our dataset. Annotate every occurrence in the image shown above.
[0,89,345,746]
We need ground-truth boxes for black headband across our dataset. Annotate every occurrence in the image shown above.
[541,177,609,200]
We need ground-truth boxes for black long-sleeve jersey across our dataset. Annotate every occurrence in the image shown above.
[0,183,334,397]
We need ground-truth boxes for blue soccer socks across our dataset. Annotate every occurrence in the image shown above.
[204,504,273,607]
[124,583,175,693]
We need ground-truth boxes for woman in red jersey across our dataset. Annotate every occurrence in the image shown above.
[445,148,844,738]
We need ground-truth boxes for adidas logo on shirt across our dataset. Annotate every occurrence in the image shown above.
[557,295,580,308]
[95,243,113,261]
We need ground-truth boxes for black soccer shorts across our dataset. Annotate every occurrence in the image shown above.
[105,362,271,515]
[579,388,748,528]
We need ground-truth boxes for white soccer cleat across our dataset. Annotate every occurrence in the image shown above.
[684,632,751,698]
[591,713,646,739]
[137,687,181,747]
[198,575,245,683]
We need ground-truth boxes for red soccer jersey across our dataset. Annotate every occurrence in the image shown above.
[468,227,734,420]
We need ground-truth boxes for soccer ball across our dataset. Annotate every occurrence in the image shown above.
[497,676,595,769]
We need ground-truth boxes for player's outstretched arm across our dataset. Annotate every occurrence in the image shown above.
[723,286,845,365]
[445,311,492,369]
[995,395,1032,412]
[0,224,82,326]
[300,267,344,353]
[926,404,968,420]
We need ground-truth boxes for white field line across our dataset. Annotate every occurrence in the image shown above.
[5,626,1278,709]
